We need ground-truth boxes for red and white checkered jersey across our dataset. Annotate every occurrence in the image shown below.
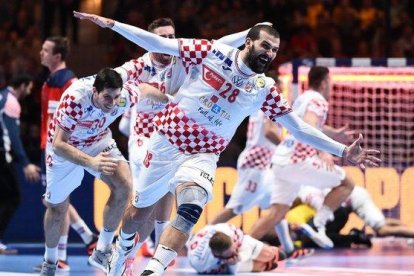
[273,90,329,164]
[119,53,186,138]
[47,75,141,148]
[238,110,280,169]
[154,39,291,154]
[188,223,244,274]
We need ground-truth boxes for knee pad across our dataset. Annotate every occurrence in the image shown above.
[171,185,208,234]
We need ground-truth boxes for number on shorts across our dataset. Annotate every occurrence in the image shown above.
[143,150,153,168]
[244,180,257,193]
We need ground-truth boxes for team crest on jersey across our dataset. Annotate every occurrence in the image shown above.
[231,75,246,87]
[202,65,225,91]
[118,97,126,107]
[245,81,254,92]
[255,77,266,88]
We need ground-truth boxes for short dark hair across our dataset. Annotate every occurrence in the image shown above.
[148,18,175,33]
[46,36,70,61]
[308,66,330,89]
[209,232,232,254]
[11,73,33,88]
[246,25,280,41]
[93,68,123,93]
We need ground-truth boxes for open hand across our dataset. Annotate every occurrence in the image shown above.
[90,152,119,175]
[23,163,41,183]
[333,124,356,144]
[73,11,114,28]
[343,134,381,169]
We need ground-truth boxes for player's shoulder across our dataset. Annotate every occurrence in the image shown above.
[48,68,77,87]
[62,76,93,103]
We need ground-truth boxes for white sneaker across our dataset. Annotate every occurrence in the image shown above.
[88,249,112,273]
[300,223,334,249]
[107,248,128,276]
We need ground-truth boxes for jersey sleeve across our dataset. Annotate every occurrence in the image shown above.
[122,81,141,108]
[55,91,84,133]
[116,57,146,82]
[261,83,292,121]
[178,39,213,72]
[305,98,328,118]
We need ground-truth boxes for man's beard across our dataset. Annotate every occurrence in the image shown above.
[246,45,272,74]
[153,53,172,66]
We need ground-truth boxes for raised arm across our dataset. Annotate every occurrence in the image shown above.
[74,11,179,56]
[277,112,381,169]
[217,22,273,48]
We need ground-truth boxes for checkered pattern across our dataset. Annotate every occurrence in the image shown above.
[291,142,318,163]
[121,58,145,81]
[68,130,109,148]
[154,103,229,154]
[261,84,292,121]
[47,94,83,144]
[307,98,329,126]
[179,39,212,72]
[134,112,156,138]
[240,146,274,169]
[123,81,141,108]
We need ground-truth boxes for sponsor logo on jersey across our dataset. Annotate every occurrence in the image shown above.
[232,75,246,87]
[110,108,118,116]
[202,65,225,91]
[200,171,214,185]
[255,77,266,88]
[245,81,254,92]
[78,120,94,128]
[144,65,156,76]
[103,143,117,152]
[211,104,221,114]
[212,49,233,67]
[118,97,126,107]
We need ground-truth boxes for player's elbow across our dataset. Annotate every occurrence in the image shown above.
[52,139,66,156]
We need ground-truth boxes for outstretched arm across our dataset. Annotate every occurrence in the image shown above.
[74,11,179,56]
[217,22,273,48]
[277,112,381,169]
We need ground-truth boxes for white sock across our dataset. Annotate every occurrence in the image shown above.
[96,228,115,252]
[127,240,144,259]
[275,220,295,254]
[314,205,334,228]
[44,245,58,264]
[145,244,177,272]
[57,235,68,261]
[71,219,93,244]
[117,230,137,253]
[154,220,169,246]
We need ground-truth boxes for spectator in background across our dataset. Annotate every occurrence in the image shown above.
[0,73,41,254]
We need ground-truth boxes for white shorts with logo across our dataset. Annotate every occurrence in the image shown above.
[45,134,125,204]
[132,131,219,208]
[225,167,272,214]
[348,186,385,230]
[129,135,151,191]
[269,155,346,206]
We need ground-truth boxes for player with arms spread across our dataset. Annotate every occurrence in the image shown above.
[75,12,380,276]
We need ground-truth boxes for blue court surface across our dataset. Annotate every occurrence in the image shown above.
[1,238,413,275]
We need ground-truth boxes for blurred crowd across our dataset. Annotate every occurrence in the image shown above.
[0,0,413,164]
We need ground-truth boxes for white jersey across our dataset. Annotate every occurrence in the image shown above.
[238,110,280,169]
[273,90,328,165]
[47,75,141,148]
[188,223,244,274]
[154,39,291,155]
[119,53,186,140]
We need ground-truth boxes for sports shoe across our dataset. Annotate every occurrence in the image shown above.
[141,270,156,275]
[34,259,71,272]
[0,242,17,255]
[86,234,99,256]
[39,260,57,276]
[124,257,135,276]
[88,249,112,272]
[141,239,155,257]
[287,248,315,259]
[107,248,128,276]
[299,221,334,249]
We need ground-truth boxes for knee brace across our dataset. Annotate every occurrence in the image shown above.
[171,185,208,234]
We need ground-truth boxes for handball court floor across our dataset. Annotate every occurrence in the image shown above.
[1,238,414,276]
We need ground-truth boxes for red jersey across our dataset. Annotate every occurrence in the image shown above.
[41,68,76,149]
